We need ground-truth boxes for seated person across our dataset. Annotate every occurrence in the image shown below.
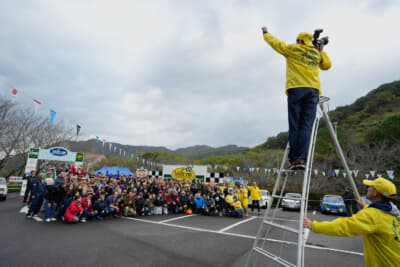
[193,193,205,214]
[94,194,109,219]
[64,195,84,223]
[204,194,216,216]
[232,195,243,217]
[81,191,97,222]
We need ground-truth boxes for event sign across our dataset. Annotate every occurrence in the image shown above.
[136,168,148,178]
[38,147,84,162]
[163,165,207,181]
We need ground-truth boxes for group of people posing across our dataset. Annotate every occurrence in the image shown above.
[23,166,264,223]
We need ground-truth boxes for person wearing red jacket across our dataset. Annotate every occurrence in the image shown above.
[65,195,84,223]
[167,192,180,214]
[81,192,97,222]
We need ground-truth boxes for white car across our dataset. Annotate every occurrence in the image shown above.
[249,189,271,208]
[281,192,302,210]
[0,178,8,200]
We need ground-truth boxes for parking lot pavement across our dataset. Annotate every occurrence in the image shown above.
[1,193,365,267]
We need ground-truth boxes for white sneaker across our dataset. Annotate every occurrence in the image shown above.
[33,215,43,222]
[51,218,57,222]
[81,219,86,223]
[26,214,33,219]
[45,218,51,222]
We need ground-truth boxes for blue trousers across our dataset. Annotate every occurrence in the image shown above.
[45,200,57,219]
[287,87,319,162]
[83,209,98,219]
[28,195,44,216]
[251,200,261,213]
[233,209,243,217]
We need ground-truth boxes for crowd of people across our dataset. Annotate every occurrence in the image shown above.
[23,166,264,223]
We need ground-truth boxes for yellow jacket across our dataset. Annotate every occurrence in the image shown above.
[232,200,243,210]
[264,33,331,95]
[312,206,400,267]
[247,186,262,201]
[225,195,234,205]
[238,188,249,207]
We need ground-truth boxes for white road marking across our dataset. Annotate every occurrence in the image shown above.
[121,217,364,257]
[19,206,29,214]
[159,214,196,223]
[218,216,256,233]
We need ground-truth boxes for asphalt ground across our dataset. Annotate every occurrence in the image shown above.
[0,193,365,267]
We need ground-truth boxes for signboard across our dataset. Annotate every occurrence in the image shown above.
[9,176,24,183]
[163,165,207,181]
[20,180,27,196]
[136,168,148,178]
[38,147,82,162]
[24,147,84,174]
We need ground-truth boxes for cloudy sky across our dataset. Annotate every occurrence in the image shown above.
[1,0,399,149]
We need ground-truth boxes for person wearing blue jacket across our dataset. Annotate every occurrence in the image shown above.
[26,173,45,221]
[193,193,205,214]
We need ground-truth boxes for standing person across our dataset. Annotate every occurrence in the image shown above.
[304,178,400,267]
[238,184,249,216]
[343,187,355,217]
[247,182,262,216]
[26,173,45,221]
[44,178,57,222]
[262,26,331,169]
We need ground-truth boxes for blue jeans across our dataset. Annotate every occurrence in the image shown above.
[251,200,260,213]
[45,199,57,219]
[83,208,98,219]
[28,195,44,216]
[233,209,243,217]
[287,87,319,162]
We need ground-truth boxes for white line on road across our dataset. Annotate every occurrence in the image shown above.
[121,217,364,257]
[218,216,256,233]
[159,214,196,223]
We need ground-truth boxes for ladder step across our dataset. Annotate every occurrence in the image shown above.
[253,247,296,267]
[264,220,299,234]
[272,195,304,201]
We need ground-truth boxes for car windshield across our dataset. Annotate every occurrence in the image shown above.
[285,193,301,198]
[261,191,269,196]
[324,196,342,202]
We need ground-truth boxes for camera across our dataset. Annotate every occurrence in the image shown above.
[312,29,329,49]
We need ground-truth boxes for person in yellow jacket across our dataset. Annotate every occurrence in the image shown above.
[262,26,331,170]
[238,184,249,216]
[232,195,244,217]
[304,178,400,267]
[247,182,262,216]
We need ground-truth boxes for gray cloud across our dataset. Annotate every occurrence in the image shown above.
[1,0,399,149]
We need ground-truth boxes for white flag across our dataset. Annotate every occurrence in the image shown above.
[314,169,318,176]
[334,169,340,177]
[365,173,370,179]
[386,170,394,180]
[353,170,359,178]
[370,170,376,178]
[322,171,326,177]
[343,172,347,178]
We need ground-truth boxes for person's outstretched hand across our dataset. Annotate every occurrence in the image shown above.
[303,217,313,230]
[356,197,367,209]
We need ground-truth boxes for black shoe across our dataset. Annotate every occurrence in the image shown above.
[290,161,305,170]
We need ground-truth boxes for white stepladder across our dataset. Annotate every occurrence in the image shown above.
[245,96,361,267]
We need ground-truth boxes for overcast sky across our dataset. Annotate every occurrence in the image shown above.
[1,0,399,149]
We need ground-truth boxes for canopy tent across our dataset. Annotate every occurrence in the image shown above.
[95,166,135,177]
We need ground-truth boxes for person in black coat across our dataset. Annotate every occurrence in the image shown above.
[343,187,355,217]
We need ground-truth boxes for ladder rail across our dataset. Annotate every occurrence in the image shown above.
[245,143,290,267]
[319,101,361,200]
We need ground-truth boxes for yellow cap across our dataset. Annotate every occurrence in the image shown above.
[297,32,313,47]
[363,177,397,198]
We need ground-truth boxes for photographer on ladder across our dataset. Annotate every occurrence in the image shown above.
[262,27,331,169]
